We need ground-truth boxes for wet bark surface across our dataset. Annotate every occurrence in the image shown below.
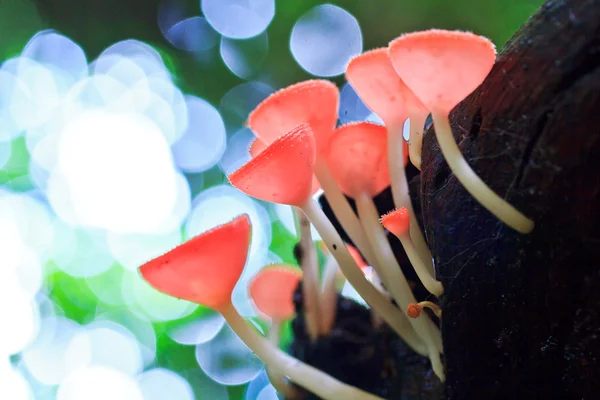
[419,0,600,398]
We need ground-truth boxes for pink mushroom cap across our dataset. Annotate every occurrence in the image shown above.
[138,215,251,311]
[229,123,316,206]
[389,29,496,114]
[249,264,303,321]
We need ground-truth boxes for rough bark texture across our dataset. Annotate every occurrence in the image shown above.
[419,0,600,398]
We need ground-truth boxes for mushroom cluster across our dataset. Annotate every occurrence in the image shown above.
[137,29,535,399]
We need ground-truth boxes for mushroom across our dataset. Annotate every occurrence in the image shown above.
[138,215,384,400]
[326,121,444,380]
[381,207,443,297]
[345,49,434,275]
[228,122,427,356]
[407,301,442,320]
[388,29,534,234]
[250,136,322,341]
[250,137,321,195]
[247,80,379,269]
[346,48,429,170]
[249,264,303,398]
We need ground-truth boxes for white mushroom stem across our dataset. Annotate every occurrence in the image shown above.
[396,232,443,297]
[321,256,386,331]
[313,160,379,267]
[300,198,428,356]
[355,192,445,382]
[267,321,300,399]
[369,270,386,329]
[431,112,534,234]
[294,208,320,340]
[320,254,340,335]
[314,160,402,290]
[386,120,435,276]
[221,303,385,400]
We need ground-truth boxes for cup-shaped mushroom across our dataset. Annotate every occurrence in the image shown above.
[249,80,377,274]
[327,122,390,199]
[346,49,408,128]
[238,124,426,355]
[249,135,321,340]
[139,214,250,311]
[388,29,534,234]
[346,48,429,168]
[249,264,302,323]
[250,137,321,195]
[249,264,304,397]
[388,29,496,115]
[381,208,443,297]
[248,80,339,155]
[230,123,316,207]
[325,122,444,378]
[346,49,433,268]
[138,214,385,400]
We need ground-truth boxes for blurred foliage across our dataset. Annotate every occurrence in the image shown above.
[5,0,544,104]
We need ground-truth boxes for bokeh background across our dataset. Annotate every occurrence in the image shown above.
[0,0,544,399]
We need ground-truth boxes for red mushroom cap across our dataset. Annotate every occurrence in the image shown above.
[229,123,316,206]
[250,137,321,195]
[326,122,390,198]
[380,207,410,237]
[345,48,408,125]
[388,29,496,114]
[138,214,251,310]
[249,264,303,321]
[407,303,423,318]
[248,80,339,156]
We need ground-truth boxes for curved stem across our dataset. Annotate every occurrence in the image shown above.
[300,199,428,356]
[387,122,435,276]
[221,303,385,400]
[355,192,445,381]
[267,321,300,399]
[432,112,535,234]
[418,301,443,319]
[313,160,378,266]
[294,207,320,341]
[398,234,444,297]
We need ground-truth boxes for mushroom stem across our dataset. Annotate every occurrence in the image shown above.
[354,192,445,381]
[431,112,535,233]
[267,321,300,399]
[221,302,385,400]
[320,253,340,335]
[370,271,386,329]
[313,160,378,267]
[396,233,443,297]
[294,207,321,341]
[407,111,428,171]
[300,198,428,356]
[386,121,435,276]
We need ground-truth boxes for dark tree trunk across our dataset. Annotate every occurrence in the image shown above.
[419,0,600,398]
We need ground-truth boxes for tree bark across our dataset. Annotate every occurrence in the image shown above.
[419,0,600,398]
